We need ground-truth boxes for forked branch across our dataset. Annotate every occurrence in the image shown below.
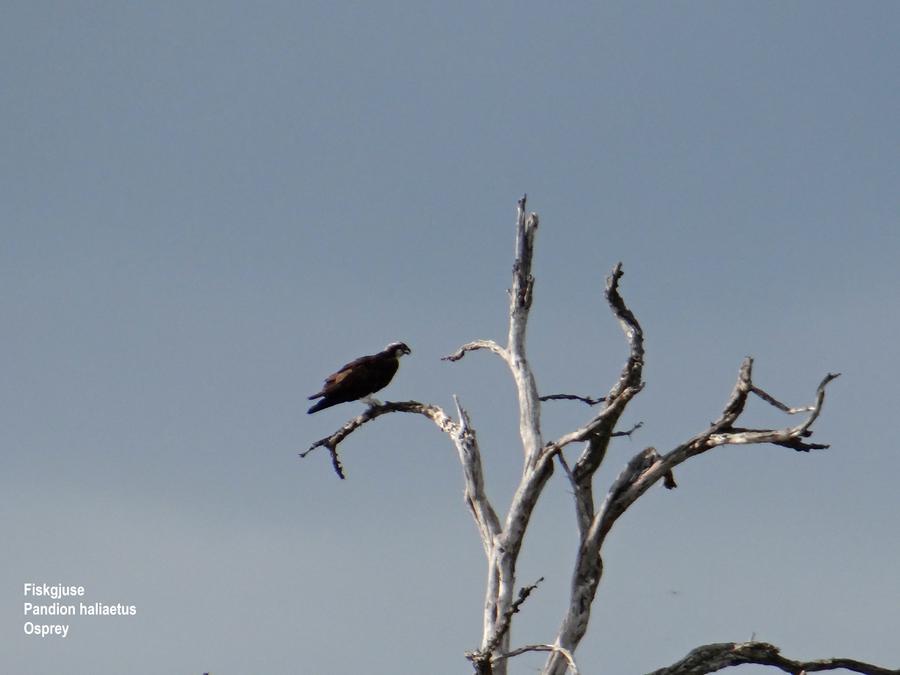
[546,355,838,675]
[302,197,869,675]
[591,360,840,548]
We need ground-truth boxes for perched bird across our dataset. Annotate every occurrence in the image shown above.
[307,342,411,414]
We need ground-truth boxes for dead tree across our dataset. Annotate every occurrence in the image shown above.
[303,196,895,675]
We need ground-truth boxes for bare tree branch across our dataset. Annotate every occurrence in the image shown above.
[751,385,815,414]
[603,262,645,401]
[302,399,501,553]
[330,197,551,673]
[302,401,452,468]
[567,263,646,480]
[545,385,644,456]
[545,356,838,675]
[494,644,580,674]
[539,393,606,405]
[470,195,550,673]
[451,395,504,553]
[443,340,509,363]
[543,263,647,675]
[480,577,544,658]
[612,421,644,438]
[676,363,838,461]
[303,198,867,675]
[555,450,593,536]
[706,372,841,450]
[592,361,840,547]
[646,641,899,675]
[508,195,543,465]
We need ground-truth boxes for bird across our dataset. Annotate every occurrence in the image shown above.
[307,342,411,414]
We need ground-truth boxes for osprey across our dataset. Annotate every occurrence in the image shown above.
[307,342,411,414]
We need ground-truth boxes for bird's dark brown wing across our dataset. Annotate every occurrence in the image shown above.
[321,355,372,390]
[309,354,375,400]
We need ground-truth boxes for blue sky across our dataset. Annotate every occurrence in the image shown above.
[2,2,898,674]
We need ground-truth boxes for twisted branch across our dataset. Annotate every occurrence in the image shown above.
[588,360,840,552]
[708,372,840,450]
[443,340,509,364]
[646,641,899,675]
[301,198,862,675]
[543,263,647,675]
[545,348,837,675]
[539,393,605,406]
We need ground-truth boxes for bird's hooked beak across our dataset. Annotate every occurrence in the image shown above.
[384,341,411,358]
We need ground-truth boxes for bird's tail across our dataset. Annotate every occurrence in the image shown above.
[307,398,337,414]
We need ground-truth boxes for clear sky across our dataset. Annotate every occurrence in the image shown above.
[2,2,898,674]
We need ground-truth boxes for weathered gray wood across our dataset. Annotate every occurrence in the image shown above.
[298,196,892,675]
[646,641,899,675]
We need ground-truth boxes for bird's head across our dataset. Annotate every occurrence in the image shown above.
[385,342,411,358]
